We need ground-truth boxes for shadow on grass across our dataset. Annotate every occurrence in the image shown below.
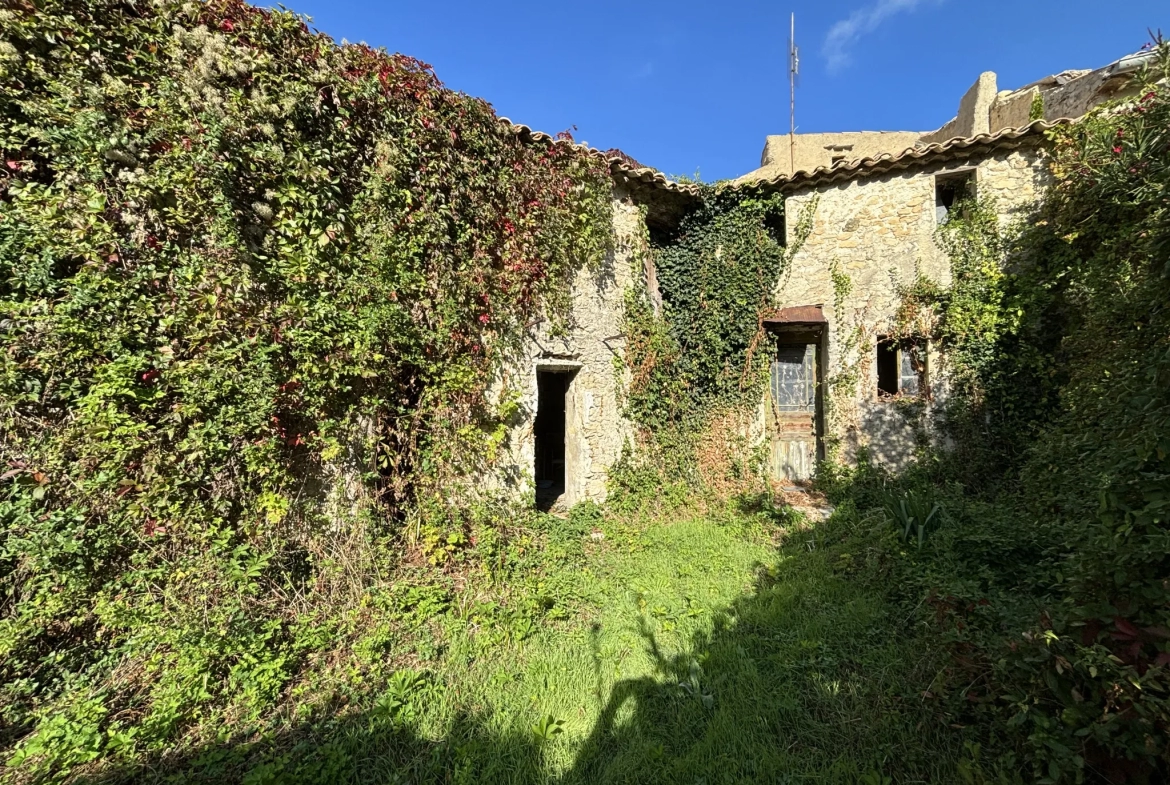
[75,524,955,785]
[73,704,550,784]
[562,558,956,783]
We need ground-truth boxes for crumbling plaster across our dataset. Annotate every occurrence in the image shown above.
[739,49,1146,186]
[755,131,925,181]
[1038,66,1143,122]
[989,87,1040,135]
[774,145,1049,469]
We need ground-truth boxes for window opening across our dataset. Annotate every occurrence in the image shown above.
[900,342,924,396]
[770,343,815,412]
[877,337,927,399]
[935,170,975,225]
[830,154,848,166]
[763,210,786,247]
[534,370,571,511]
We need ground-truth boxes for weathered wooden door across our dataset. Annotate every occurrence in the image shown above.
[769,342,817,481]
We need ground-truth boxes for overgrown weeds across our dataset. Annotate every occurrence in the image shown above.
[815,40,1170,782]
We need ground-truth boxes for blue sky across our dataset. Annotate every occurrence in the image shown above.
[280,0,1166,182]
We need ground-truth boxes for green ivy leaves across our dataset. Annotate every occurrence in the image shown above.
[0,0,612,775]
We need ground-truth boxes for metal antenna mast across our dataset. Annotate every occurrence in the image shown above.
[789,12,798,174]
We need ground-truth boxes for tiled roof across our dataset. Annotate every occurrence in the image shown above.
[603,148,651,172]
[730,119,1072,193]
[505,120,700,197]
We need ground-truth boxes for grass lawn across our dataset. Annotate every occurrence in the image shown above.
[75,507,965,785]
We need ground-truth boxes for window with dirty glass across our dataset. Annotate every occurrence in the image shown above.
[771,343,816,412]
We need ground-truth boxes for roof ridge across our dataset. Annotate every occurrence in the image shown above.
[728,118,1074,192]
[501,118,700,196]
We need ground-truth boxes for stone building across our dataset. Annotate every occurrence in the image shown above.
[740,123,1058,479]
[719,47,1153,482]
[491,125,697,510]
[739,48,1152,181]
[496,47,1150,505]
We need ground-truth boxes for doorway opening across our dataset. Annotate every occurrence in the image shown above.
[534,370,573,511]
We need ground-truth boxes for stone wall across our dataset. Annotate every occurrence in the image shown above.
[742,131,925,181]
[1038,65,1143,121]
[775,145,1049,469]
[489,186,645,507]
[738,50,1146,188]
[989,86,1039,135]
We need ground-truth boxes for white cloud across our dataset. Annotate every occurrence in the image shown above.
[822,0,941,74]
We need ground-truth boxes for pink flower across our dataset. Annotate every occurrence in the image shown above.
[1113,146,1123,154]
[478,313,490,324]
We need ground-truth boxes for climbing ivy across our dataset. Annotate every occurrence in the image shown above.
[0,0,611,774]
[623,189,785,430]
[615,186,814,500]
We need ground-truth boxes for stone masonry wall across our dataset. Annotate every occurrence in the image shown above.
[776,145,1049,469]
[744,131,925,181]
[1040,67,1142,122]
[989,86,1039,134]
[489,186,644,507]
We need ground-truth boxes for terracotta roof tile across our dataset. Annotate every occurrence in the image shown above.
[504,119,700,197]
[729,119,1073,193]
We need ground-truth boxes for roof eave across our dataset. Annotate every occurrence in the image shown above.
[727,118,1071,195]
[505,119,701,200]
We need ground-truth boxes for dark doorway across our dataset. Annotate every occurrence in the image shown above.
[534,370,571,511]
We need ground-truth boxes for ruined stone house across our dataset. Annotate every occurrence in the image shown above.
[739,48,1156,181]
[495,49,1151,508]
[491,126,697,511]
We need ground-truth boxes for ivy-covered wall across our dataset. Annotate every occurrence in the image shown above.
[0,0,626,763]
[490,188,653,507]
[611,187,809,503]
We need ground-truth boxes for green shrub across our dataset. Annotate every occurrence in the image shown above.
[832,41,1170,782]
[881,487,942,548]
